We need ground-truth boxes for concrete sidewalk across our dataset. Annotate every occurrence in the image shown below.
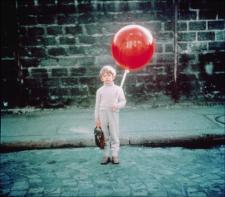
[1,104,225,152]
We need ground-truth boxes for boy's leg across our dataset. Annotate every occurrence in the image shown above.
[99,111,110,157]
[108,111,120,157]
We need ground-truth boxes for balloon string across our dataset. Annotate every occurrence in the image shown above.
[120,69,130,88]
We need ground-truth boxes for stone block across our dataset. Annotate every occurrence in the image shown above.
[191,0,225,10]
[79,77,97,86]
[48,47,67,56]
[208,42,225,50]
[155,0,173,10]
[157,32,173,41]
[157,54,174,63]
[138,1,152,11]
[95,55,114,66]
[88,85,98,95]
[156,44,163,53]
[164,22,173,31]
[78,13,95,24]
[58,15,76,25]
[156,10,174,20]
[70,87,82,96]
[17,6,38,16]
[39,58,58,67]
[83,44,107,56]
[31,68,48,78]
[61,78,79,87]
[215,31,225,41]
[67,46,85,55]
[65,26,83,35]
[21,68,29,78]
[37,15,55,24]
[178,43,188,51]
[179,73,197,82]
[77,2,93,13]
[17,0,34,7]
[146,22,162,32]
[188,42,207,52]
[70,67,86,76]
[27,27,45,37]
[165,44,174,52]
[101,23,121,34]
[85,24,103,35]
[208,21,224,30]
[178,0,189,10]
[38,0,56,5]
[58,57,79,67]
[42,37,57,46]
[178,53,196,66]
[199,11,217,19]
[94,35,112,45]
[78,35,95,44]
[39,5,58,15]
[51,68,68,77]
[214,63,225,73]
[57,4,76,14]
[198,53,215,63]
[178,32,196,42]
[22,36,40,46]
[58,0,75,5]
[42,78,60,87]
[77,56,95,67]
[20,58,41,68]
[59,37,76,45]
[49,88,70,97]
[18,15,37,25]
[218,10,225,19]
[178,11,197,20]
[87,67,100,75]
[148,65,167,75]
[118,2,130,12]
[198,32,215,41]
[30,47,46,58]
[213,73,225,89]
[189,21,206,30]
[178,22,187,31]
[47,26,63,35]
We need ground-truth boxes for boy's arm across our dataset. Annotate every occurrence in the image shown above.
[95,89,101,125]
[117,87,126,109]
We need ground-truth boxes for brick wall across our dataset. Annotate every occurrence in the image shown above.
[1,0,225,108]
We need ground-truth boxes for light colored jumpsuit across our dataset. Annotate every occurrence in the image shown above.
[95,82,126,157]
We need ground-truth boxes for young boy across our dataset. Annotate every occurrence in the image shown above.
[95,65,126,165]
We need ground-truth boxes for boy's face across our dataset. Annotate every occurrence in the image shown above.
[101,72,115,84]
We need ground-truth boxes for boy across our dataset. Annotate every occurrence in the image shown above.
[95,65,126,165]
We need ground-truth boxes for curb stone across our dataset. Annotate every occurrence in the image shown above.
[1,134,224,153]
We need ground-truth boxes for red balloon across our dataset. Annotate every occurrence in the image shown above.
[111,25,156,71]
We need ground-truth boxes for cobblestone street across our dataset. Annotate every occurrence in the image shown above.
[1,146,224,197]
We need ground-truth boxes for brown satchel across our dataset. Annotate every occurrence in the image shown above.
[94,127,105,149]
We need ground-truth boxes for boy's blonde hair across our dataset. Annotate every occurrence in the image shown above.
[99,65,116,78]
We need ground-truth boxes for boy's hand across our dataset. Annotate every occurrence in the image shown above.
[112,103,118,112]
[96,120,101,128]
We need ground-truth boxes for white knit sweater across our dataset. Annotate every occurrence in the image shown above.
[95,82,126,122]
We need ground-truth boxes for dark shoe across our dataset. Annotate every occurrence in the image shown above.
[101,157,111,165]
[112,156,119,164]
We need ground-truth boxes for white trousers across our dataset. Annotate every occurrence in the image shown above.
[99,110,120,157]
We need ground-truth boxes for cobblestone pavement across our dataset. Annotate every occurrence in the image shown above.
[0,146,224,197]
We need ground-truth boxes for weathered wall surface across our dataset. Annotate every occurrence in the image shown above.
[1,0,225,108]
